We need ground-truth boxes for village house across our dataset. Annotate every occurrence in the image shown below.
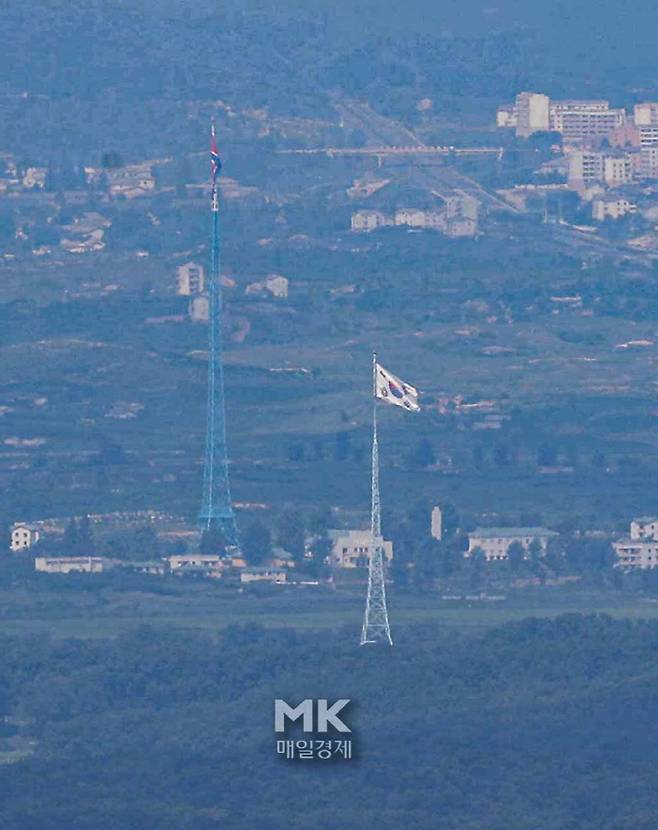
[328,529,393,569]
[245,274,289,298]
[34,556,109,574]
[240,566,287,584]
[467,527,558,561]
[167,554,224,577]
[10,523,40,551]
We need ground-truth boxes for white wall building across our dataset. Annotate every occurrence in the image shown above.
[168,554,223,575]
[515,92,550,138]
[614,518,658,568]
[35,556,108,574]
[240,567,287,584]
[431,507,443,541]
[329,529,393,569]
[592,197,636,221]
[176,262,205,296]
[351,210,391,231]
[634,103,658,126]
[11,523,40,551]
[467,527,558,562]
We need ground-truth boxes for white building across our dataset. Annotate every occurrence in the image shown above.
[168,554,223,575]
[240,566,287,584]
[246,274,289,298]
[496,104,517,129]
[639,146,658,179]
[35,556,108,574]
[188,294,209,322]
[329,529,393,569]
[431,506,443,541]
[351,210,391,231]
[467,527,558,562]
[592,197,636,221]
[176,262,205,296]
[634,103,658,126]
[614,517,658,568]
[515,92,550,138]
[11,523,40,551]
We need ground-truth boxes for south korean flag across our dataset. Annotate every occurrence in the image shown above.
[375,363,420,412]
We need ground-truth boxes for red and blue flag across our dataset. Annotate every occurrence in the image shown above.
[211,121,222,180]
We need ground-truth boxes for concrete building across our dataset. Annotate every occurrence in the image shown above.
[188,294,209,322]
[328,529,393,569]
[10,523,40,551]
[558,107,625,143]
[592,197,636,221]
[515,92,550,138]
[639,125,658,147]
[634,103,658,126]
[567,150,634,189]
[351,210,391,231]
[245,274,289,298]
[431,507,443,541]
[496,104,517,129]
[639,147,658,178]
[394,208,444,229]
[176,261,205,296]
[107,163,156,198]
[240,566,287,584]
[467,527,558,562]
[167,554,223,575]
[35,556,108,574]
[603,155,634,187]
[614,518,658,568]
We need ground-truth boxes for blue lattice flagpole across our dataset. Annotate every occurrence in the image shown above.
[198,121,239,548]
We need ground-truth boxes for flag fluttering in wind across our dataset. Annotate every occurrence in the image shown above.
[375,362,420,412]
[210,121,222,181]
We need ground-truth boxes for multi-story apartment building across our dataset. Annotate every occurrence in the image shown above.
[176,261,205,296]
[614,517,658,568]
[515,92,550,138]
[567,151,634,188]
[639,146,658,178]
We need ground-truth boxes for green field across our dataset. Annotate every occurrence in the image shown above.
[4,582,658,640]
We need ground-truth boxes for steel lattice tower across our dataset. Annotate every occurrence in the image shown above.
[360,353,393,646]
[198,122,240,547]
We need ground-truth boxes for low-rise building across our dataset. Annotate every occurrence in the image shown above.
[351,210,391,231]
[328,529,393,569]
[11,523,40,551]
[167,554,223,576]
[630,516,658,540]
[592,196,636,221]
[35,556,108,574]
[240,566,287,584]
[467,527,558,561]
[245,274,289,298]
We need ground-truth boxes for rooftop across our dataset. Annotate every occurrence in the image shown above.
[470,527,558,539]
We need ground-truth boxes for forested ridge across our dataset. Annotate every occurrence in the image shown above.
[2,615,658,829]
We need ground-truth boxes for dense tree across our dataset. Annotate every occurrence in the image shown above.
[242,521,272,565]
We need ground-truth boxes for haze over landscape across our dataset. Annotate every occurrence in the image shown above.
[2,1,658,828]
